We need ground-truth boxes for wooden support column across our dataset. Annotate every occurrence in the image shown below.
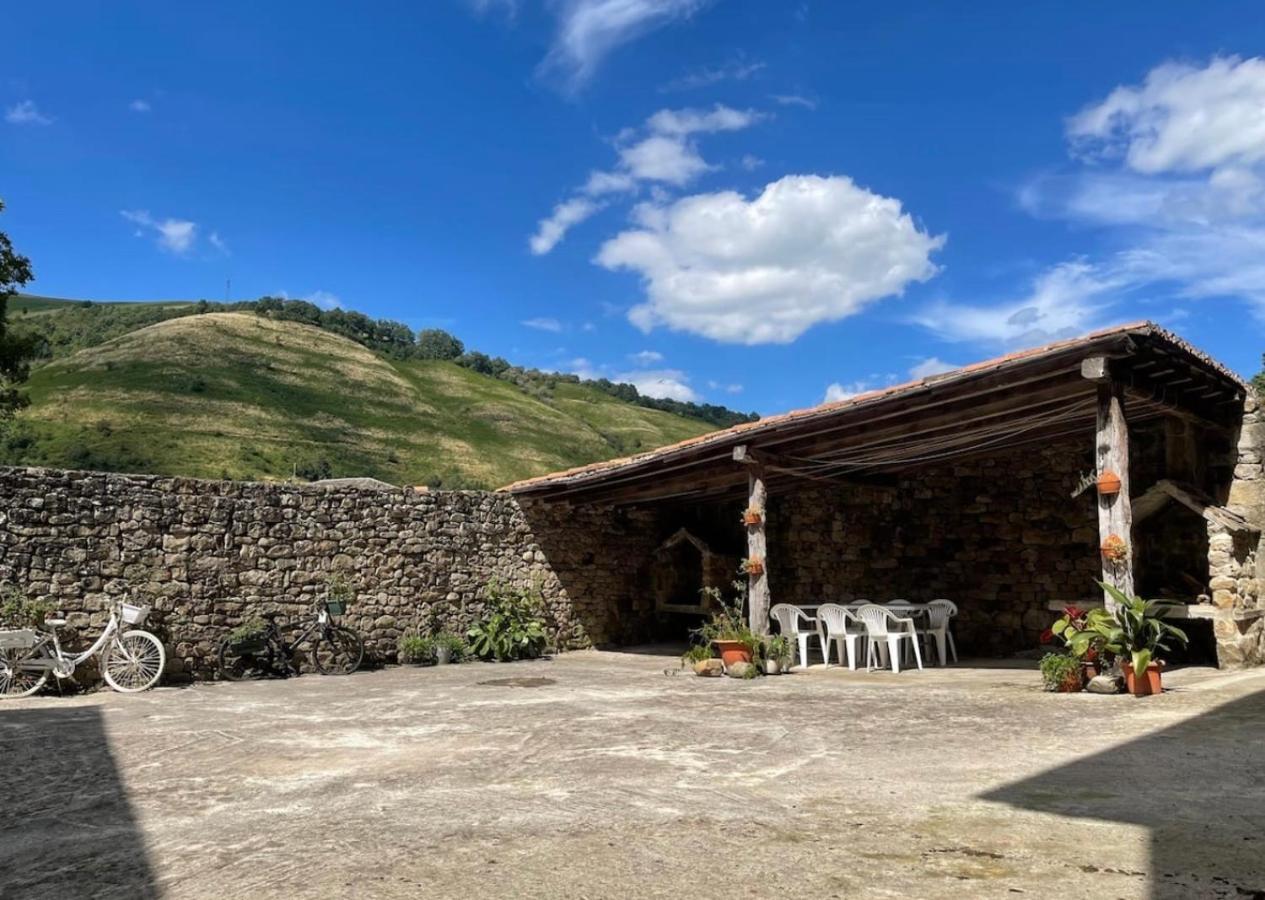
[734,445,770,635]
[1083,357,1134,609]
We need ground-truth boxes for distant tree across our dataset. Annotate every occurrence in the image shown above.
[0,200,36,427]
[416,328,464,360]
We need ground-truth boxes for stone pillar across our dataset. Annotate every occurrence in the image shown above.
[1213,390,1265,668]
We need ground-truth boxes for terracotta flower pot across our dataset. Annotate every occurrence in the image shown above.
[743,511,762,526]
[1124,662,1163,696]
[713,640,753,667]
[744,560,765,577]
[1096,470,1123,496]
[1057,670,1084,693]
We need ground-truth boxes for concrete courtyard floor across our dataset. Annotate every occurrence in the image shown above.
[4,649,1265,900]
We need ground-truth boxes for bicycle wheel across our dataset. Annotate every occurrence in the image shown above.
[217,636,276,681]
[313,625,364,675]
[102,630,166,692]
[0,645,50,698]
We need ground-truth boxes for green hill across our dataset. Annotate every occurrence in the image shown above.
[1,311,717,488]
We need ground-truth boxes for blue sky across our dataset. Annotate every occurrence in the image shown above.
[4,1,1265,414]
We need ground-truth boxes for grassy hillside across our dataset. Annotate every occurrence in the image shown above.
[1,312,713,487]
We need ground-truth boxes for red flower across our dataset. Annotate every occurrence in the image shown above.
[1039,628,1054,644]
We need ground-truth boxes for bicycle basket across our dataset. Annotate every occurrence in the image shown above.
[0,629,37,650]
[120,603,150,626]
[325,600,347,616]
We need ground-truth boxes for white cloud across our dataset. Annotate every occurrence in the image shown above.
[522,317,565,332]
[208,231,228,255]
[467,0,518,16]
[532,103,762,253]
[661,58,765,92]
[824,381,874,403]
[305,290,342,310]
[120,209,198,254]
[1069,55,1265,174]
[616,367,699,401]
[629,349,664,365]
[5,100,52,125]
[618,134,711,185]
[540,0,710,90]
[908,357,958,380]
[913,261,1120,346]
[530,196,602,255]
[598,174,944,344]
[771,93,817,110]
[707,380,744,394]
[740,154,764,171]
[128,99,151,113]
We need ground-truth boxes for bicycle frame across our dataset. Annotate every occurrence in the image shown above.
[21,612,121,675]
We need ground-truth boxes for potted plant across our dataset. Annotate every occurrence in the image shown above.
[433,632,465,665]
[1039,652,1084,692]
[1048,605,1110,675]
[741,557,765,577]
[1096,470,1123,496]
[227,617,270,654]
[1093,582,1189,696]
[742,506,763,526]
[696,583,756,666]
[1100,535,1129,565]
[761,634,792,675]
[398,634,434,665]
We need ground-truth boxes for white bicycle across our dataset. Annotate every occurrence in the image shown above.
[0,601,166,698]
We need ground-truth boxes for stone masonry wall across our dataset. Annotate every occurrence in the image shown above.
[764,437,1106,656]
[0,467,661,680]
[1211,390,1265,667]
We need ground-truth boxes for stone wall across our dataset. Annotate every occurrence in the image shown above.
[0,467,661,679]
[1210,390,1265,667]
[762,437,1104,655]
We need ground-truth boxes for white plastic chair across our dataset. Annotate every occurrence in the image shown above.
[769,604,823,668]
[923,599,958,665]
[816,604,866,670]
[855,604,923,674]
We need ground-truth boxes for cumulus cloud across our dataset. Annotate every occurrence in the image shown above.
[120,209,198,254]
[522,317,565,332]
[5,100,53,125]
[1068,55,1265,174]
[597,174,944,344]
[908,357,958,380]
[128,99,152,113]
[306,290,342,310]
[540,0,710,90]
[823,381,874,403]
[531,103,762,253]
[616,367,699,401]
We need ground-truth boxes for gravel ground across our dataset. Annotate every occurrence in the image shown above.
[3,649,1264,899]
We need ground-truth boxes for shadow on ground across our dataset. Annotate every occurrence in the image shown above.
[983,688,1265,899]
[0,706,158,899]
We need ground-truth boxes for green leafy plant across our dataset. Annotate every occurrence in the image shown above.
[432,632,467,662]
[326,573,354,611]
[761,634,793,667]
[0,586,53,628]
[467,581,549,662]
[228,617,270,651]
[1050,605,1115,660]
[694,581,756,647]
[1094,582,1189,679]
[680,643,714,667]
[398,634,434,665]
[1039,652,1084,692]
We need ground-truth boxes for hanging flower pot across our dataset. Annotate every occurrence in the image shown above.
[1096,471,1123,496]
[1100,534,1129,564]
[742,557,765,577]
[742,507,763,526]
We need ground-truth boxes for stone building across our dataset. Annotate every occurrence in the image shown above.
[0,321,1261,675]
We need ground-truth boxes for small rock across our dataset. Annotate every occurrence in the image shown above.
[693,659,724,677]
[1087,673,1123,694]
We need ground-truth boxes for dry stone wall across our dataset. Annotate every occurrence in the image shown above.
[0,467,660,679]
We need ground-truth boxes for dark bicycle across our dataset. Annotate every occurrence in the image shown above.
[217,598,364,680]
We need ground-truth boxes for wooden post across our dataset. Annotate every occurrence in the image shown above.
[1085,358,1134,609]
[746,466,770,635]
